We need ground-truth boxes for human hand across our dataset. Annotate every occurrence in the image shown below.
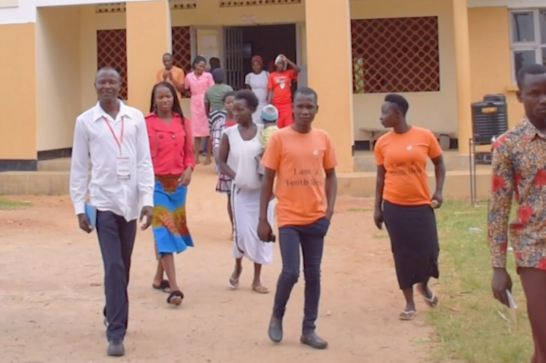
[491,268,513,307]
[257,218,273,242]
[431,191,443,208]
[178,167,192,186]
[77,213,92,233]
[373,207,383,230]
[167,71,174,81]
[163,70,169,81]
[140,206,153,231]
[326,209,334,221]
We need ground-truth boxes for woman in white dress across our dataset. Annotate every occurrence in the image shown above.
[245,55,269,124]
[217,89,274,294]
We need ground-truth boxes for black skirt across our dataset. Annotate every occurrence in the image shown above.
[383,200,440,290]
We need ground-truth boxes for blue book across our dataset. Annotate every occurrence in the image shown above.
[85,203,97,230]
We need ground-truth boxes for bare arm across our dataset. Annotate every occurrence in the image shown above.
[217,133,236,179]
[267,89,273,104]
[431,155,446,197]
[325,168,337,218]
[285,57,301,73]
[259,168,276,221]
[205,102,211,116]
[374,165,386,210]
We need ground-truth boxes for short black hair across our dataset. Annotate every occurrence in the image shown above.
[222,91,236,103]
[384,93,409,116]
[163,52,172,58]
[192,56,207,68]
[516,64,546,89]
[294,86,318,103]
[96,67,120,81]
[234,89,259,112]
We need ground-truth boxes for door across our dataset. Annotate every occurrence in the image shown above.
[224,27,244,90]
[190,26,223,67]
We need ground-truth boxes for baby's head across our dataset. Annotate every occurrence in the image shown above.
[261,104,278,128]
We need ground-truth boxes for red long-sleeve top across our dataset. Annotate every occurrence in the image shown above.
[145,112,195,175]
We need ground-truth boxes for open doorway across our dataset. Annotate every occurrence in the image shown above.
[224,24,297,91]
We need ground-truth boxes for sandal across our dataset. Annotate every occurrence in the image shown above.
[167,291,184,306]
[252,284,270,294]
[152,280,171,293]
[228,267,242,289]
[418,285,439,308]
[399,310,417,321]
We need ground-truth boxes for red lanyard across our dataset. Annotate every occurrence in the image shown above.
[103,116,124,155]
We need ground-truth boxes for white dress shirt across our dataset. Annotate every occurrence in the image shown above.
[69,101,155,221]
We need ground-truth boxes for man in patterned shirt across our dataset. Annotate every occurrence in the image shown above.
[488,63,546,363]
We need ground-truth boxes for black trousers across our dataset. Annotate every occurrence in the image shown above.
[272,217,330,334]
[96,210,137,342]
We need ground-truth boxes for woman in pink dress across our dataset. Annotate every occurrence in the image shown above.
[185,56,215,165]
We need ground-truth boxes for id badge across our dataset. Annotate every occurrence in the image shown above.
[116,156,131,180]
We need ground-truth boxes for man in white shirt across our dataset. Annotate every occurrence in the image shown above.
[69,67,154,357]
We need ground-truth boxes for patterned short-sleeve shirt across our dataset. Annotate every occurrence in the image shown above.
[488,117,546,270]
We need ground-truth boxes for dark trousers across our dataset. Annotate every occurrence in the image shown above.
[96,210,137,342]
[520,268,546,363]
[272,217,330,334]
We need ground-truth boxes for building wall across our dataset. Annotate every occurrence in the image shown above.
[36,6,81,151]
[468,6,524,129]
[0,23,37,160]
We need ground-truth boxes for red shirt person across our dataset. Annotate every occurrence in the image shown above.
[267,54,300,129]
[145,82,195,308]
[488,64,546,363]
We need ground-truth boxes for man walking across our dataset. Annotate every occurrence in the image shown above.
[258,86,338,349]
[70,67,155,357]
[488,63,546,363]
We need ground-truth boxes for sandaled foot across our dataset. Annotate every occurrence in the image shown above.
[167,290,184,306]
[204,159,212,166]
[399,310,417,321]
[417,284,439,308]
[300,332,328,350]
[252,284,269,294]
[152,280,171,293]
[268,316,283,343]
[228,266,242,289]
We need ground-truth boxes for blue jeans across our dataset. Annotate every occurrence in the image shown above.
[272,217,330,333]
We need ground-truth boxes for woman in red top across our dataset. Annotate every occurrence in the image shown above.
[267,54,300,128]
[146,82,195,306]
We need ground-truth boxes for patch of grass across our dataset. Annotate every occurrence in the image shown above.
[0,199,31,210]
[429,200,533,363]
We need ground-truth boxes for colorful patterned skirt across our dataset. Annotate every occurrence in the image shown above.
[152,175,194,257]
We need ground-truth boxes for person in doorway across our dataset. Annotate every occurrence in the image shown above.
[156,53,185,98]
[211,91,237,239]
[488,63,546,363]
[208,57,221,73]
[146,82,195,306]
[258,87,337,350]
[373,94,445,321]
[205,68,233,130]
[217,90,274,294]
[267,54,300,128]
[185,56,215,165]
[245,55,269,124]
[69,67,155,357]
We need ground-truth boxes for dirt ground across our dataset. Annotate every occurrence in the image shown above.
[0,167,435,363]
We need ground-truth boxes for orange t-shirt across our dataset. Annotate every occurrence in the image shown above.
[156,66,185,96]
[374,126,443,206]
[267,69,297,105]
[261,127,338,227]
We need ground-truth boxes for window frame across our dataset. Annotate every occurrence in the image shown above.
[509,8,545,84]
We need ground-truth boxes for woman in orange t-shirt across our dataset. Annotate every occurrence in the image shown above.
[267,54,300,129]
[373,94,446,321]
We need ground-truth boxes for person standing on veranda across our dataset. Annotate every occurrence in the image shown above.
[156,53,185,98]
[70,67,154,357]
[258,87,337,350]
[488,64,546,363]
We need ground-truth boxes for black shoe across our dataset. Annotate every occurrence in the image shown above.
[103,307,108,328]
[107,339,125,357]
[300,332,328,349]
[268,316,283,343]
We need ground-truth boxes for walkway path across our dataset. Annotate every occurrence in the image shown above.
[0,168,433,362]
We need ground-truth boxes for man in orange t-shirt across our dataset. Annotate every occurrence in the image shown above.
[259,86,337,350]
[267,54,300,129]
[156,53,185,98]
